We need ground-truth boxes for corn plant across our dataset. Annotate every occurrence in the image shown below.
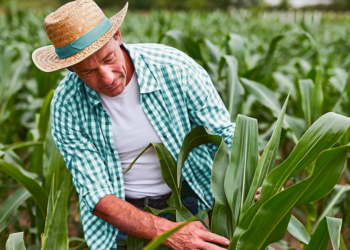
[124,93,350,249]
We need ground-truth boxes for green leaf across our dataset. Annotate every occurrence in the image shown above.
[244,34,285,81]
[43,176,55,238]
[225,33,246,75]
[42,171,71,250]
[234,145,349,249]
[313,185,350,233]
[306,217,342,250]
[6,232,26,250]
[298,79,314,127]
[0,159,48,219]
[44,145,67,194]
[287,215,310,244]
[224,115,258,225]
[309,66,323,123]
[176,126,222,188]
[0,141,43,151]
[254,112,350,208]
[211,139,233,239]
[0,188,30,232]
[241,92,290,218]
[219,55,245,121]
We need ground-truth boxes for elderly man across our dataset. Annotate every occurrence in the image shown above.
[32,0,237,249]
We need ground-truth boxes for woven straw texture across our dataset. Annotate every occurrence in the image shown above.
[32,0,128,72]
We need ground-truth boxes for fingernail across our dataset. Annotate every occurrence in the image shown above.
[225,240,230,244]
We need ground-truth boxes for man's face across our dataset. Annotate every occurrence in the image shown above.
[71,31,128,97]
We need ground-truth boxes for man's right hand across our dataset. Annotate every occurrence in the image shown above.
[164,221,230,250]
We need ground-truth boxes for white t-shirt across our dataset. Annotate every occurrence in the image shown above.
[98,73,172,198]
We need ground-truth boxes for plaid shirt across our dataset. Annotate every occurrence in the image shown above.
[51,43,235,250]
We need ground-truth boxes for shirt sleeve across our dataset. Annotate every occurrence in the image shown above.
[185,59,235,151]
[51,97,116,213]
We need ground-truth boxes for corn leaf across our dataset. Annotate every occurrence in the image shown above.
[176,126,222,188]
[287,215,310,245]
[298,79,314,127]
[241,92,290,218]
[211,139,233,239]
[219,55,244,122]
[306,217,342,250]
[42,171,71,250]
[224,115,258,226]
[0,159,48,218]
[0,188,30,233]
[234,145,349,249]
[5,232,26,250]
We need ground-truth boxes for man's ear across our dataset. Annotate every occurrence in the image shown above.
[115,29,122,46]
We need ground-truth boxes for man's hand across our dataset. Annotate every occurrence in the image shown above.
[165,221,230,250]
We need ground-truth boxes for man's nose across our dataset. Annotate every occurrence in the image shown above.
[99,66,114,86]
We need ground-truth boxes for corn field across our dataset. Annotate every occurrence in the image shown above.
[1,2,350,249]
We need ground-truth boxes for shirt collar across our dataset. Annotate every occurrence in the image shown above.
[123,43,161,94]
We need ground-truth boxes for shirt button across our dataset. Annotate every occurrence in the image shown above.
[106,122,109,125]
[117,177,120,180]
[189,178,193,182]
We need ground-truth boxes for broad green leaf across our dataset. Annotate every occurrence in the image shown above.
[253,112,350,208]
[225,33,245,75]
[44,145,67,194]
[340,127,350,146]
[287,215,310,244]
[306,217,342,250]
[0,160,48,218]
[224,115,258,225]
[201,38,221,64]
[211,139,233,239]
[5,232,26,250]
[30,90,54,176]
[309,66,323,123]
[176,126,222,188]
[43,176,55,238]
[0,188,30,232]
[241,92,290,217]
[326,217,342,250]
[340,235,347,250]
[42,171,71,250]
[305,217,329,250]
[234,145,349,249]
[313,185,350,232]
[244,34,285,81]
[298,79,314,127]
[219,55,245,121]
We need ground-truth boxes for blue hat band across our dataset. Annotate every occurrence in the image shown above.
[55,17,113,59]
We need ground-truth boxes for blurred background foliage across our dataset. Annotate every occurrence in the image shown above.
[2,0,350,249]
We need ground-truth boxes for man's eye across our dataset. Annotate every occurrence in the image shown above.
[106,54,115,62]
[83,71,92,75]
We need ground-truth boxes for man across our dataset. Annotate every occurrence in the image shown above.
[32,1,237,249]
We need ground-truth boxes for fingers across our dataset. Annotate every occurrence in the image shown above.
[199,231,230,246]
[197,241,230,250]
[255,187,262,201]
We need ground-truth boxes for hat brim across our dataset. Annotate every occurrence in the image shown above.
[32,3,128,72]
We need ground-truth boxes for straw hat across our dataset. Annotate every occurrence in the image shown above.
[32,0,128,72]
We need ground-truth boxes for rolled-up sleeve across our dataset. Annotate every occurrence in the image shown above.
[185,60,235,150]
[51,97,116,213]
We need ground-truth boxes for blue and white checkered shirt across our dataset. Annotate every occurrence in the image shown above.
[51,43,235,250]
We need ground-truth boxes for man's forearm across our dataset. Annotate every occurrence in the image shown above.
[93,194,174,240]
